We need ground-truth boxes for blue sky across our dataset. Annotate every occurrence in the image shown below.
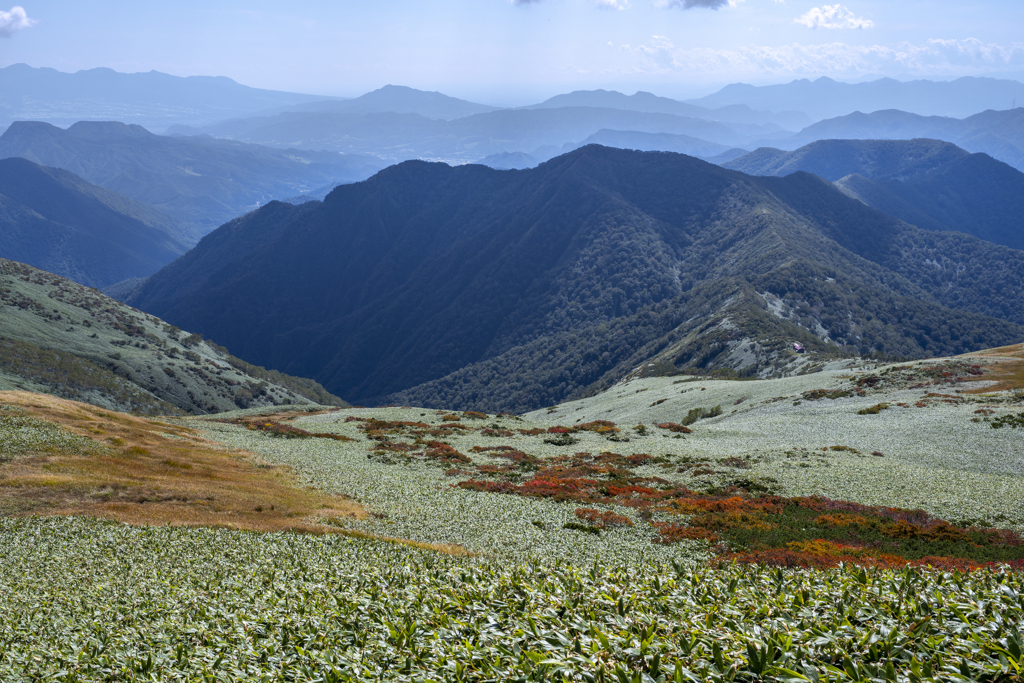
[1,1,1023,104]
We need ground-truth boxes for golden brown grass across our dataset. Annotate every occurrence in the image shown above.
[960,344,1024,394]
[0,392,472,554]
[0,391,367,533]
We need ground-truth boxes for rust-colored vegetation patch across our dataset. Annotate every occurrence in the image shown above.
[220,415,356,441]
[0,391,364,533]
[446,438,1024,570]
[961,343,1024,394]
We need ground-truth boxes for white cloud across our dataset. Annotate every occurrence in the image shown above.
[621,37,1024,80]
[0,5,35,37]
[655,0,738,9]
[794,5,873,29]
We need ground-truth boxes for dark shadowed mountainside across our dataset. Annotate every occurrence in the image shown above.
[0,120,384,238]
[128,146,1024,413]
[0,157,187,288]
[725,139,1024,251]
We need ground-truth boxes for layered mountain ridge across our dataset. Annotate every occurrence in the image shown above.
[725,138,1024,252]
[0,157,188,288]
[0,120,384,238]
[127,146,1024,412]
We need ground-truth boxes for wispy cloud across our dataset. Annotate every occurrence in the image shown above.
[655,0,738,9]
[0,5,35,37]
[622,37,1024,80]
[794,4,873,29]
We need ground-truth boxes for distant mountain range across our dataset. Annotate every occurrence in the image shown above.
[685,76,1024,120]
[0,157,187,288]
[170,106,783,164]
[164,81,1024,171]
[528,89,811,130]
[0,258,346,414]
[262,84,500,120]
[126,145,1024,412]
[779,108,1024,171]
[6,65,1023,175]
[0,120,384,237]
[724,139,1024,252]
[0,63,333,132]
[476,130,742,170]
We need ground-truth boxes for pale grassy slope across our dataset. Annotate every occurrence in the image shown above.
[177,354,1023,564]
[526,356,1024,528]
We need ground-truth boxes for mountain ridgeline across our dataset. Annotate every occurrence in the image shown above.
[0,120,384,238]
[780,109,1024,171]
[125,146,1024,412]
[725,138,1024,252]
[0,258,346,415]
[0,157,188,288]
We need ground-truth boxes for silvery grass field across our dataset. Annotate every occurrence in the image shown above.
[2,352,1024,681]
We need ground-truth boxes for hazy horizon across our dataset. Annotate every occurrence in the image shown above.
[2,1,1023,106]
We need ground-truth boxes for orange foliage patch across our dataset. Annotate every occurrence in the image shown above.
[575,507,633,529]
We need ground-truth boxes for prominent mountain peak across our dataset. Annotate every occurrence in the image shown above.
[129,145,1024,412]
[0,120,64,141]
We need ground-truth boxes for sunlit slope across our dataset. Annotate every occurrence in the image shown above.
[0,258,347,414]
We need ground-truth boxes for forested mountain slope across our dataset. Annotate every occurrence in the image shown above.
[128,146,1024,412]
[725,139,1024,251]
[0,158,187,288]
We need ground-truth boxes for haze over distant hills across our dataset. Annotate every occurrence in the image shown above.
[528,89,811,130]
[0,157,187,288]
[780,109,1024,172]
[172,106,783,164]
[685,76,1024,121]
[263,85,500,120]
[127,145,1024,413]
[0,120,384,237]
[725,139,1024,253]
[0,63,333,132]
[5,65,1023,174]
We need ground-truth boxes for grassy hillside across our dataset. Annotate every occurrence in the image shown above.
[129,146,1024,412]
[0,345,1022,680]
[0,157,188,288]
[0,258,347,414]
